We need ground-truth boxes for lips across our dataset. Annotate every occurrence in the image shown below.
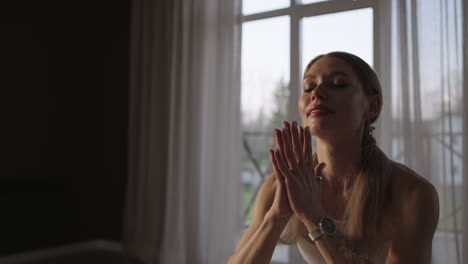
[306,105,334,117]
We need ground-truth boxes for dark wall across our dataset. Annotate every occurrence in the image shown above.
[0,1,130,255]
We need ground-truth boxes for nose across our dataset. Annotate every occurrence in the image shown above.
[311,83,328,101]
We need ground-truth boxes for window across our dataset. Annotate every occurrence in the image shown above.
[240,0,377,262]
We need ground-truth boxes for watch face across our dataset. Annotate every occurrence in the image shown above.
[320,217,336,234]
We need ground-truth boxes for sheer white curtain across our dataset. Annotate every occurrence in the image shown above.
[378,0,465,263]
[123,0,242,263]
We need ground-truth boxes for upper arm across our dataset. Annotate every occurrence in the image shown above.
[386,181,439,263]
[233,173,276,253]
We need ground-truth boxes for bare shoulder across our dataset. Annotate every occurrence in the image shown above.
[382,161,437,230]
[389,159,439,205]
[387,161,437,210]
[389,160,434,190]
[387,160,439,248]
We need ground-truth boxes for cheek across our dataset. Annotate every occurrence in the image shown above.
[298,95,307,112]
[337,97,367,122]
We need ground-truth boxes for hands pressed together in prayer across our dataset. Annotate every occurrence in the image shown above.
[267,121,327,226]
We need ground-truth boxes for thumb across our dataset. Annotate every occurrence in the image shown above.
[314,162,326,177]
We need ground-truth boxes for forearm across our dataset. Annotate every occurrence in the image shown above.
[228,213,289,264]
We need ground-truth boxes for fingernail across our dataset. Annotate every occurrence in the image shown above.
[284,121,290,128]
[275,129,281,136]
[292,120,297,127]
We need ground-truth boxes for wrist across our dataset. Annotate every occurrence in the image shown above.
[306,215,338,243]
[300,210,328,232]
[302,216,320,232]
[264,211,291,227]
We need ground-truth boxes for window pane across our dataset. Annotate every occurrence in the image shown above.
[301,0,333,4]
[241,16,289,226]
[242,0,289,15]
[241,16,290,264]
[301,8,373,74]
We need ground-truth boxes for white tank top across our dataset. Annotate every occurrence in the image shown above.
[296,235,327,263]
[295,220,391,263]
[296,219,345,264]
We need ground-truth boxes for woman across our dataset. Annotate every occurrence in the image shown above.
[228,52,439,263]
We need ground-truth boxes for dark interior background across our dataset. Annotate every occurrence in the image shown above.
[0,0,130,256]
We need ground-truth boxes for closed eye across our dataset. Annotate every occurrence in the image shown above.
[303,82,347,92]
[303,83,316,93]
[333,83,347,88]
[304,86,314,93]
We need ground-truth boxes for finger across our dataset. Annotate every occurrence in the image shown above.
[304,126,313,167]
[299,126,309,181]
[275,129,286,158]
[274,149,292,180]
[299,126,304,149]
[281,121,290,158]
[281,125,300,172]
[275,149,302,191]
[270,149,284,184]
[314,162,326,178]
[313,164,325,190]
[291,121,305,166]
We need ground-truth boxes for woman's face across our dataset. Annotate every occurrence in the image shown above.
[298,56,372,139]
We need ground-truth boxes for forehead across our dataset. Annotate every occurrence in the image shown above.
[304,56,357,79]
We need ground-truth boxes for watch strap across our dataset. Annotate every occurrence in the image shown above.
[308,216,336,241]
[308,226,324,241]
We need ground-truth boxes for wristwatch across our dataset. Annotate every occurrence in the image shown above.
[308,216,336,241]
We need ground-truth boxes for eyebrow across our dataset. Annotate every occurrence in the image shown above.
[303,71,349,80]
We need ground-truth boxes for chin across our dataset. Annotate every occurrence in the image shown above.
[309,124,339,139]
[309,126,324,137]
[308,122,327,132]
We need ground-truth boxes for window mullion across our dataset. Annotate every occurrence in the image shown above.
[287,2,305,262]
[373,0,393,154]
[298,0,373,18]
[241,7,291,23]
[287,4,301,124]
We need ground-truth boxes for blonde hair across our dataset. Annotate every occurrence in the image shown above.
[278,52,393,252]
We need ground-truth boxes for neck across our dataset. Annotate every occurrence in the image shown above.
[315,134,362,192]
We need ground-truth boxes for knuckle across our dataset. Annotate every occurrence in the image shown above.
[289,167,300,176]
[296,160,304,168]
